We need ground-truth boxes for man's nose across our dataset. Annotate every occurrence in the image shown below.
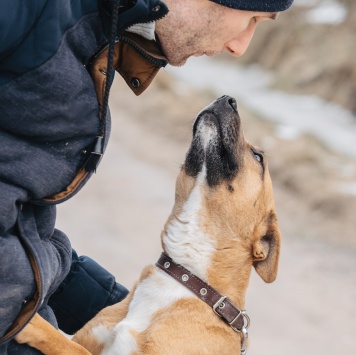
[224,26,256,57]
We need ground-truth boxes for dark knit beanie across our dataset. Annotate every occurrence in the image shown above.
[210,0,294,12]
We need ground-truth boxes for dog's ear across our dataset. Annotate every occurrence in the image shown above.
[252,213,281,283]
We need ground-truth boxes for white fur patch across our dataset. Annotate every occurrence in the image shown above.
[197,117,218,150]
[92,325,113,346]
[99,270,195,354]
[163,166,215,280]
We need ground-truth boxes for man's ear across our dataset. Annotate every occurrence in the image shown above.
[252,214,281,283]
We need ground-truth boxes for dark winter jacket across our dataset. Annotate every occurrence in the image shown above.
[0,0,168,346]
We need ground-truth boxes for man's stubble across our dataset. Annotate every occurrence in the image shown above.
[155,1,223,66]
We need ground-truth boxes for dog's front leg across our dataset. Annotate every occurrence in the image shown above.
[15,313,91,355]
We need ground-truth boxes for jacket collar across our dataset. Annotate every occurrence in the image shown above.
[99,0,168,40]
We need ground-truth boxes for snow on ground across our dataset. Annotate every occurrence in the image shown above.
[295,0,347,25]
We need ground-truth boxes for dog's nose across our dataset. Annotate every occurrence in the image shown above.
[228,97,238,112]
[218,95,238,113]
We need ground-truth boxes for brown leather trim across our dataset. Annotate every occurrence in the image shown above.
[43,168,88,202]
[116,42,162,96]
[91,32,167,105]
[41,34,167,203]
[0,242,42,343]
[121,32,167,62]
[156,253,246,332]
[90,51,108,118]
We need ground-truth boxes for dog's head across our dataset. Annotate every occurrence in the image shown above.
[164,96,281,284]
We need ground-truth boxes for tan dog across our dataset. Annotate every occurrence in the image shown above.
[15,95,281,355]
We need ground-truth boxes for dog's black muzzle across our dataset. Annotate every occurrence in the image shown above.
[185,96,243,186]
[192,95,240,136]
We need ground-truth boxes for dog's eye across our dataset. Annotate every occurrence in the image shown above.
[253,152,263,165]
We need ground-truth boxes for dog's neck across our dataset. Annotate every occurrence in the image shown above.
[161,177,252,309]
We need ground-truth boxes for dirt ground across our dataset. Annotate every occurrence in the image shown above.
[57,71,356,354]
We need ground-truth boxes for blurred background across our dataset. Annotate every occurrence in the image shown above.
[57,0,356,353]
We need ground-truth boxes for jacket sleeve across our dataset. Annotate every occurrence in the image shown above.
[0,0,47,59]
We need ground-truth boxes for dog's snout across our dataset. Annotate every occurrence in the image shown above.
[193,96,240,137]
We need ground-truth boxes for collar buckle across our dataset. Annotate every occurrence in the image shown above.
[212,296,228,317]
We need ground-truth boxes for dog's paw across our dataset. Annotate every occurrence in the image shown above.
[14,322,35,344]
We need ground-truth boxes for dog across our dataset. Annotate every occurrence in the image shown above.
[15,95,281,354]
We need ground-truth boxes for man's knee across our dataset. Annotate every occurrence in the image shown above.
[49,250,128,334]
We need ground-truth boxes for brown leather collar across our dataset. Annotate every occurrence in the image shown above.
[156,253,250,333]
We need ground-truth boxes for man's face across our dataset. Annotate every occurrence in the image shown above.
[155,0,278,66]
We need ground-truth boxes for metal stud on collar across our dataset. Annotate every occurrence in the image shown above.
[182,274,189,282]
[200,288,207,296]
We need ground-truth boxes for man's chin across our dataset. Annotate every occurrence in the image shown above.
[163,49,196,67]
[166,56,189,67]
[167,52,218,66]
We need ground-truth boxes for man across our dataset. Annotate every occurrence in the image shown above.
[0,0,293,353]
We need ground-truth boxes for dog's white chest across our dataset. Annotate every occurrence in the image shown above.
[95,269,194,355]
